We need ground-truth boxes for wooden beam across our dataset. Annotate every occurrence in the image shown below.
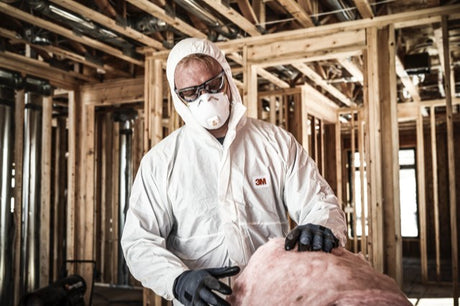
[0,27,130,78]
[13,90,25,306]
[254,45,364,68]
[352,0,374,19]
[378,25,402,286]
[338,57,364,84]
[293,63,355,107]
[213,4,460,51]
[0,51,80,89]
[1,49,97,82]
[301,84,338,123]
[416,106,428,283]
[80,78,144,105]
[236,0,259,24]
[364,28,384,272]
[126,0,207,38]
[277,0,315,27]
[350,111,358,253]
[228,53,289,89]
[49,0,164,50]
[67,90,79,275]
[149,4,460,62]
[152,59,164,145]
[243,46,258,118]
[255,67,289,88]
[39,96,52,288]
[430,106,441,281]
[335,113,343,210]
[201,0,261,36]
[395,56,421,102]
[441,15,458,305]
[0,2,144,66]
[248,29,365,63]
[82,104,95,305]
[258,87,301,97]
[357,111,367,257]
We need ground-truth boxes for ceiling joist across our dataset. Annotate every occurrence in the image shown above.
[0,27,130,78]
[0,2,144,66]
[0,51,81,89]
[277,0,315,27]
[49,0,165,50]
[293,63,355,107]
[201,0,261,36]
[126,0,207,38]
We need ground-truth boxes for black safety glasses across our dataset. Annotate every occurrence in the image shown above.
[175,70,226,103]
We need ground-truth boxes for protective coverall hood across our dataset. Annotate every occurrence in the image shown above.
[166,38,245,131]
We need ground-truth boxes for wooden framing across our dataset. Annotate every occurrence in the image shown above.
[441,15,458,305]
[416,106,428,283]
[378,25,402,286]
[13,90,25,305]
[201,0,261,36]
[39,96,52,288]
[0,2,144,66]
[363,27,383,272]
[126,0,207,39]
[293,63,355,107]
[0,27,129,78]
[430,106,441,280]
[0,51,81,90]
[276,0,315,27]
[358,111,367,258]
[49,0,164,50]
[5,3,459,305]
[351,112,357,253]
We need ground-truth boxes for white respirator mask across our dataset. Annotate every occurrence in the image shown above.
[188,92,230,130]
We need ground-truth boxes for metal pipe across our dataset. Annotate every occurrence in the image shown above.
[21,93,42,294]
[114,109,137,285]
[0,86,15,305]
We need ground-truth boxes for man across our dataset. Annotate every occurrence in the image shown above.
[121,38,347,306]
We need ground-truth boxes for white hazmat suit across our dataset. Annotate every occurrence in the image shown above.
[121,38,347,302]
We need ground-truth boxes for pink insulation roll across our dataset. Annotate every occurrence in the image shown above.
[228,238,412,306]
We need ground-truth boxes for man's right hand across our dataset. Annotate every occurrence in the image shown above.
[173,266,240,306]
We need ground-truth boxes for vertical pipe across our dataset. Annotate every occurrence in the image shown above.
[115,110,137,285]
[0,86,14,305]
[21,93,42,293]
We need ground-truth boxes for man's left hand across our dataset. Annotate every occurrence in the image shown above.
[285,223,339,252]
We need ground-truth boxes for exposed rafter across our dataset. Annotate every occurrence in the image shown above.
[276,0,315,27]
[0,51,82,89]
[49,0,165,50]
[352,0,374,19]
[338,57,363,84]
[126,0,207,38]
[293,63,355,106]
[200,0,261,36]
[0,2,144,66]
[0,27,130,78]
[235,0,259,25]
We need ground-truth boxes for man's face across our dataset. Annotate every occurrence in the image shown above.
[174,59,231,103]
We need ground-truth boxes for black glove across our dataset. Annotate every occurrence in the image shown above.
[173,266,240,306]
[285,223,339,252]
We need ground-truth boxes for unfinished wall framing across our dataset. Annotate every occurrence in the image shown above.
[2,4,460,306]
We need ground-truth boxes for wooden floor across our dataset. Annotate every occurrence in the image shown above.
[403,257,457,306]
[92,284,143,306]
